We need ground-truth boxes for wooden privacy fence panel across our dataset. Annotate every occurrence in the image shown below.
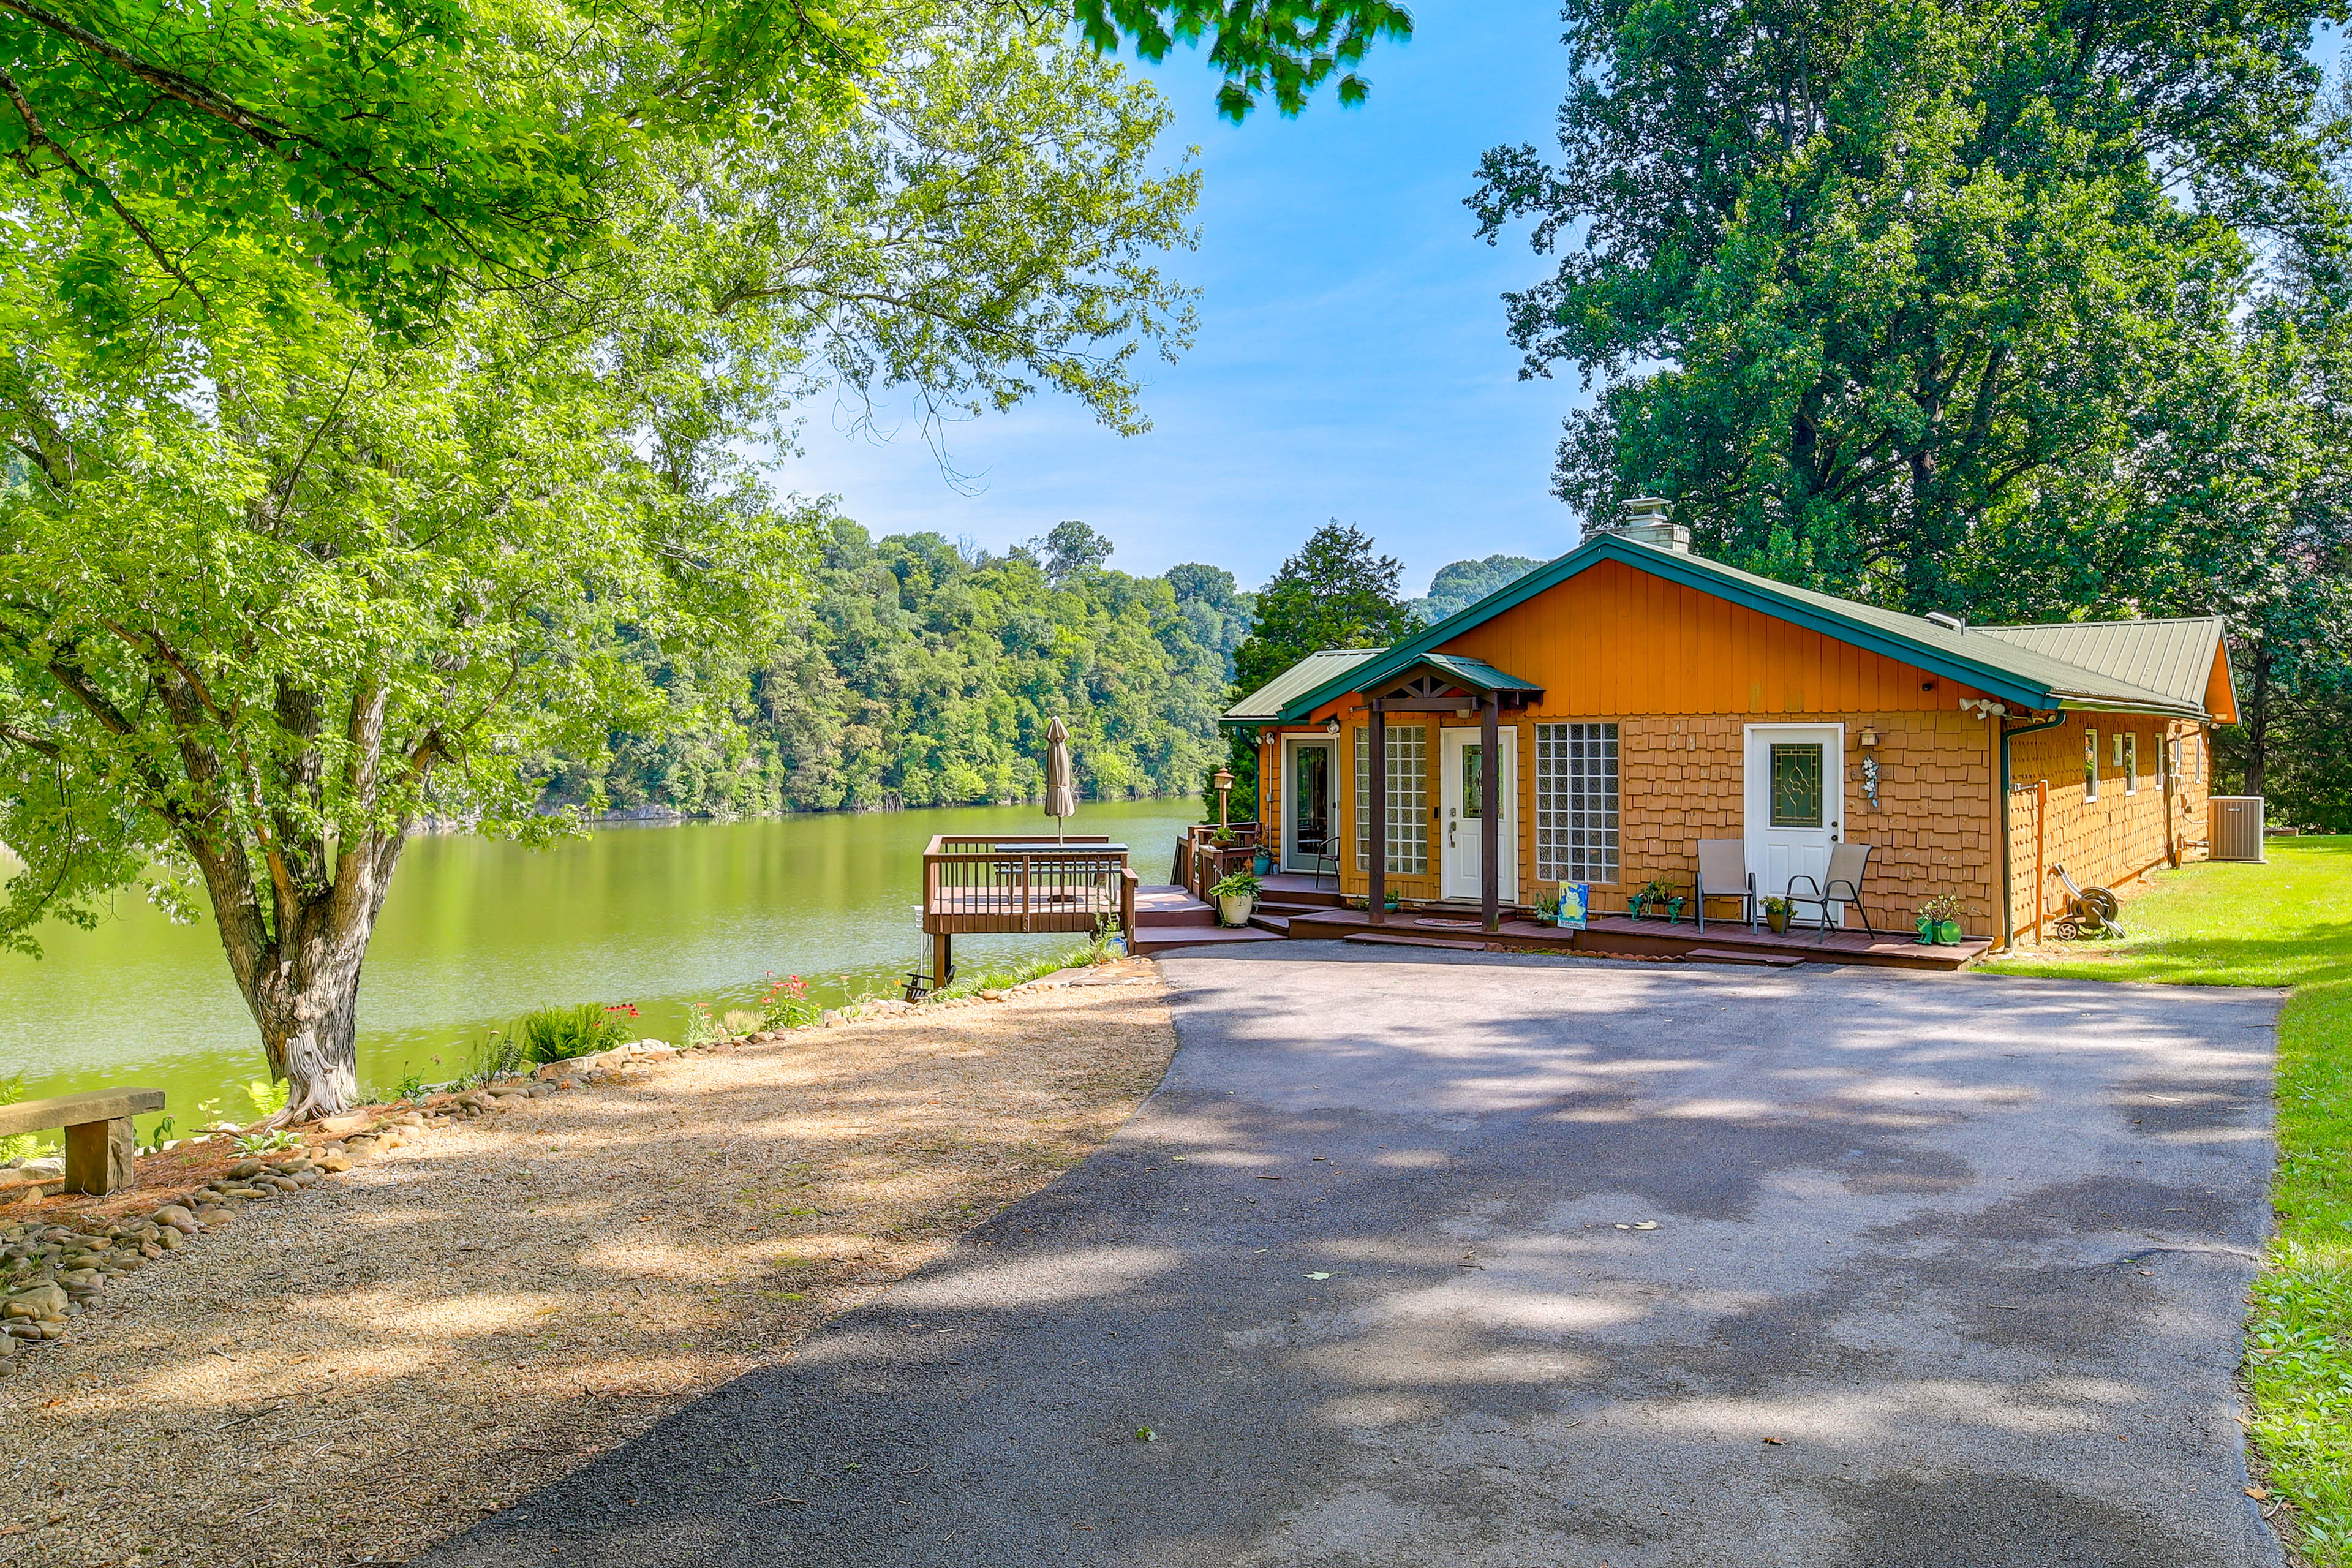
[921,836,1133,935]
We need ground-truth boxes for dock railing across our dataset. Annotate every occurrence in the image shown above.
[918,835,1135,993]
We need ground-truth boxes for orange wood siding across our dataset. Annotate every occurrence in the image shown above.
[1429,557,1964,715]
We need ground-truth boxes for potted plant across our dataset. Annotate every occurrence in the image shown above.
[1918,894,1963,945]
[1382,888,1403,912]
[1210,869,1261,927]
[1630,878,1675,920]
[1763,895,1792,935]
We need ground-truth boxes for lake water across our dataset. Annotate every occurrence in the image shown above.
[0,799,1197,1140]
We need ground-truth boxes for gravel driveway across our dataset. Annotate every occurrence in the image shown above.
[418,946,2283,1567]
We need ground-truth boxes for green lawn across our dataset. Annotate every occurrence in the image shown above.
[1986,839,2352,1564]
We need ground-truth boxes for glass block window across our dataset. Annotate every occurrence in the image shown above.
[1536,723,1619,883]
[1354,723,1428,873]
[1769,743,1825,827]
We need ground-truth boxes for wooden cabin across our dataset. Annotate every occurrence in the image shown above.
[1224,516,2236,950]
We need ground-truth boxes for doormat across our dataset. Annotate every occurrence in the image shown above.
[1414,918,1482,929]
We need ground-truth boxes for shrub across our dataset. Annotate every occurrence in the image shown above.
[519,1004,635,1065]
[721,1008,763,1038]
[0,1074,44,1161]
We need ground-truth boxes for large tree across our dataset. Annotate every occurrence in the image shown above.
[0,0,1408,336]
[0,4,1202,1119]
[1469,0,2350,613]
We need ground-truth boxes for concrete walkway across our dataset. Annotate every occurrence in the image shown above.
[418,946,2285,1567]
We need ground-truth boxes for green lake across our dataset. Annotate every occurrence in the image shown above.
[0,799,1197,1142]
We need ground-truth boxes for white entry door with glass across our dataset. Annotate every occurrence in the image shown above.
[1743,724,1844,914]
[1283,737,1335,873]
[1439,728,1518,903]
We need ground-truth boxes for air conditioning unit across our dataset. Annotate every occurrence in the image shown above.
[2209,796,2266,863]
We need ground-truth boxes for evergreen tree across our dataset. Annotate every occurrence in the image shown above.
[1219,521,1416,815]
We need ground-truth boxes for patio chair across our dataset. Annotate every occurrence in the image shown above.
[1695,839,1756,933]
[1786,842,1877,944]
[1308,848,1341,891]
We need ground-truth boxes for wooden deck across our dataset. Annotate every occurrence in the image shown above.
[1278,905,1991,971]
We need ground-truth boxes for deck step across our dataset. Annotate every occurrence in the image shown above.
[1684,947,1807,968]
[1248,913,1292,935]
[1134,886,1218,928]
[1342,932,1493,952]
[1133,925,1286,954]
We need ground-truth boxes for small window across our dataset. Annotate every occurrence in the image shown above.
[2111,733,2126,767]
[2084,729,2099,802]
[2124,733,2138,795]
[1770,744,1825,827]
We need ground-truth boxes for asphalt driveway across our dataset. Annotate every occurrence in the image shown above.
[418,946,2284,1567]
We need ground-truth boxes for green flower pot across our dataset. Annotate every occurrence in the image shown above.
[1915,916,1935,944]
[1934,919,1962,945]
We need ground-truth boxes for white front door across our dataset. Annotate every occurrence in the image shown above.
[1439,727,1518,903]
[1744,724,1844,913]
[1282,738,1335,872]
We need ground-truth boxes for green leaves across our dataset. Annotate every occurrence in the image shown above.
[1073,0,1412,120]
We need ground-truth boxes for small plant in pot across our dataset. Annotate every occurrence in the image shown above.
[1917,894,1963,945]
[1763,895,1792,934]
[1210,869,1262,927]
[1630,878,1675,920]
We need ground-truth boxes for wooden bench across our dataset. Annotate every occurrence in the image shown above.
[0,1088,166,1197]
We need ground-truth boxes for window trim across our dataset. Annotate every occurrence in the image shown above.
[2084,728,2100,803]
[2124,732,2138,796]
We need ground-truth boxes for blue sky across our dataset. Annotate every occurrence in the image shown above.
[775,3,1583,597]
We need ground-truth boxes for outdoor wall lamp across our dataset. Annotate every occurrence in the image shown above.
[1324,718,1340,736]
[1859,725,1879,748]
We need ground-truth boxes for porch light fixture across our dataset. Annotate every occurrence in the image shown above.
[1324,718,1340,736]
[1859,725,1879,748]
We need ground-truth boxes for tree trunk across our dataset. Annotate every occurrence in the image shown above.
[199,824,409,1125]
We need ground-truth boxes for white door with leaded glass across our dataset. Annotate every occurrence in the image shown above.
[1439,728,1517,903]
[1743,724,1844,911]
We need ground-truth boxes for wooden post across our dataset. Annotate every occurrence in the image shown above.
[64,1117,136,1195]
[933,931,954,991]
[1369,703,1387,924]
[1481,692,1501,933]
[1120,869,1137,954]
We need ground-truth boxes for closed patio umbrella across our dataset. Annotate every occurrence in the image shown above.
[1043,717,1077,842]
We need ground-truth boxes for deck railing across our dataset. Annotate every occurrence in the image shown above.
[1174,821,1261,900]
[921,835,1136,937]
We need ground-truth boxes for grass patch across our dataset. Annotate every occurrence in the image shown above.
[1987,838,2352,1562]
[932,928,1119,1003]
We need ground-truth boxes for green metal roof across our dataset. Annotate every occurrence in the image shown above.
[1221,648,1382,723]
[1265,534,2226,723]
[1973,617,2230,715]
